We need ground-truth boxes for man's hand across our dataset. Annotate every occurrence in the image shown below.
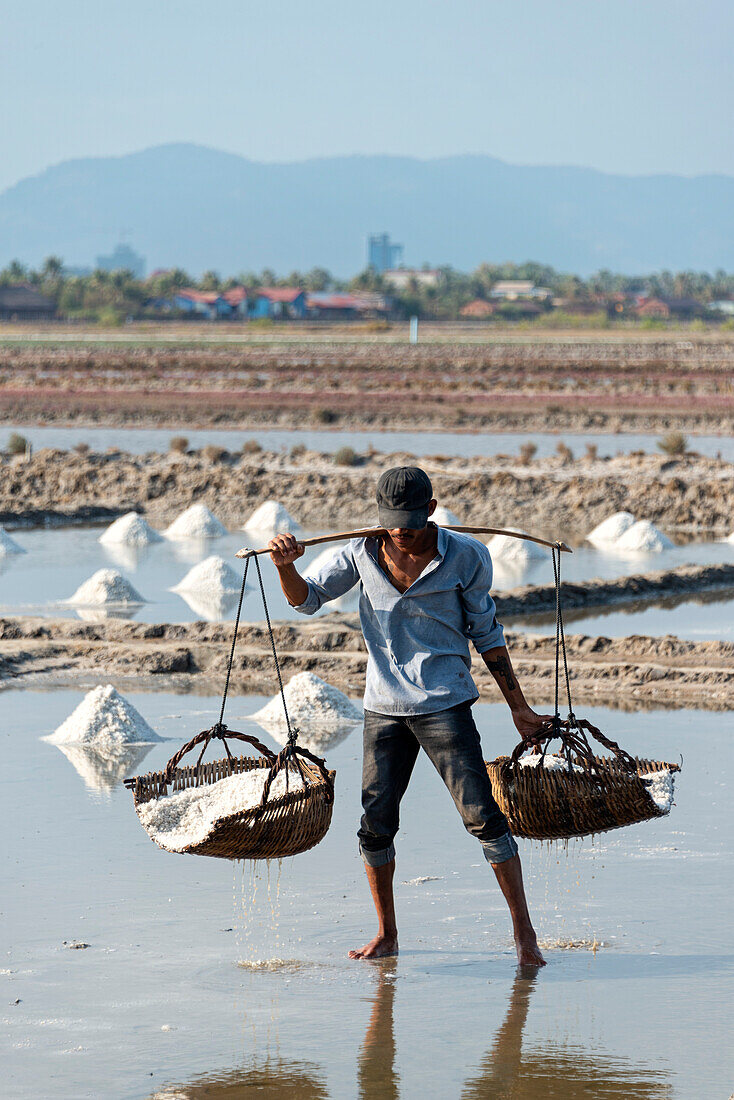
[268,533,305,569]
[511,706,555,750]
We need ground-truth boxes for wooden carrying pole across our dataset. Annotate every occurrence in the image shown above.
[236,526,572,558]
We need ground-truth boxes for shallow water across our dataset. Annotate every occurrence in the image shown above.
[2,690,732,1098]
[1,525,733,636]
[3,423,734,462]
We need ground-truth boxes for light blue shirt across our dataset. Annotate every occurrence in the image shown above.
[295,527,505,716]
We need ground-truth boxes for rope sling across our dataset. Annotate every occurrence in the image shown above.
[125,552,335,860]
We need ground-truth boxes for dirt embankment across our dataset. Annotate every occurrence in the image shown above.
[496,562,734,619]
[2,613,733,711]
[1,338,734,432]
[2,447,733,534]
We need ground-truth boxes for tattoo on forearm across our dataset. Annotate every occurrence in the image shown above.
[486,655,517,691]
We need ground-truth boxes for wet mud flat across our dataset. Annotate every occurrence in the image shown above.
[2,691,732,1099]
[2,609,734,710]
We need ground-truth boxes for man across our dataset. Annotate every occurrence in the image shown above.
[269,466,549,966]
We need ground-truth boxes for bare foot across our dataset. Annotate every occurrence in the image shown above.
[348,933,398,960]
[515,932,546,967]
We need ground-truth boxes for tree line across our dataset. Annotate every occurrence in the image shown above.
[1,256,733,323]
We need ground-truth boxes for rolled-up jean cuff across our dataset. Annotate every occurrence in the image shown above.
[481,831,519,864]
[359,841,396,868]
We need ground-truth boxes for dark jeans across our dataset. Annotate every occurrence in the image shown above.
[358,701,518,867]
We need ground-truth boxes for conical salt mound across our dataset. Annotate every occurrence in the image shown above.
[44,684,163,746]
[99,512,163,546]
[725,531,734,545]
[0,526,25,556]
[586,511,636,546]
[243,500,299,534]
[432,505,461,526]
[164,503,227,540]
[251,672,362,738]
[65,568,146,606]
[172,555,241,594]
[488,528,545,564]
[615,520,673,553]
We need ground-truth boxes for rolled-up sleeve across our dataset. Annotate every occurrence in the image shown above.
[294,542,360,616]
[461,545,505,652]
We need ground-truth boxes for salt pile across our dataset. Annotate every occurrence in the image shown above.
[243,500,300,534]
[0,526,25,556]
[640,769,675,813]
[487,528,546,566]
[615,519,673,553]
[44,684,162,746]
[172,555,241,595]
[432,505,461,526]
[727,531,734,545]
[252,672,362,751]
[65,568,145,606]
[519,753,584,774]
[164,503,227,540]
[99,512,163,547]
[137,765,305,852]
[586,511,636,546]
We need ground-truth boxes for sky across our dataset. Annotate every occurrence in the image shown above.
[0,0,732,195]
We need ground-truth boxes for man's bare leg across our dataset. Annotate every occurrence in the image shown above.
[491,854,546,967]
[349,860,399,960]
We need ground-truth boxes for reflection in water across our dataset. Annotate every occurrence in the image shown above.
[150,961,672,1099]
[358,960,399,1100]
[462,968,672,1100]
[173,588,240,622]
[148,1057,328,1099]
[74,605,141,623]
[52,742,154,794]
[262,718,360,756]
[100,541,152,572]
[169,538,223,564]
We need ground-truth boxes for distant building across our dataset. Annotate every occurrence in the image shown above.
[0,285,56,321]
[368,233,403,274]
[708,299,734,316]
[96,243,146,279]
[171,289,232,319]
[490,281,552,301]
[635,298,670,319]
[306,292,390,320]
[251,288,307,320]
[459,298,496,319]
[221,286,249,318]
[384,269,441,291]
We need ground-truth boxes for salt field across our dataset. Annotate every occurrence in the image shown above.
[1,523,733,639]
[2,689,732,1099]
[3,423,734,462]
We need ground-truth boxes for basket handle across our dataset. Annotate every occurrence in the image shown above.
[257,738,335,813]
[506,717,637,774]
[162,725,277,785]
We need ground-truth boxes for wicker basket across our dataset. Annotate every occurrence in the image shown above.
[125,727,335,860]
[486,719,680,841]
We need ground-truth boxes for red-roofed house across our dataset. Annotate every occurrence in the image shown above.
[221,286,249,318]
[172,288,233,319]
[251,287,307,319]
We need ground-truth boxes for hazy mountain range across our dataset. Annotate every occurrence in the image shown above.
[0,143,731,276]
